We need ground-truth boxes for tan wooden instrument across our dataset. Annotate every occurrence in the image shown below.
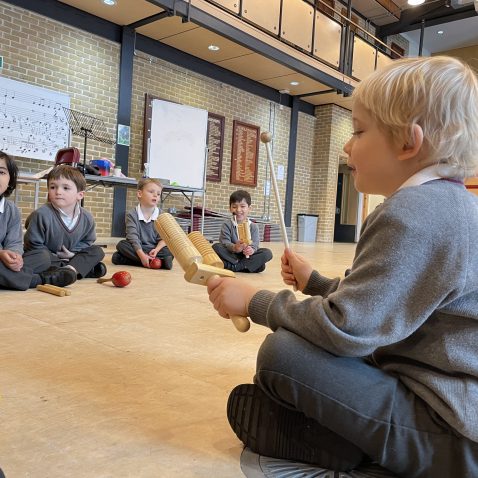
[36,284,72,296]
[237,221,252,258]
[155,213,250,332]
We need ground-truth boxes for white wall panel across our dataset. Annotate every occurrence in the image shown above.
[281,0,314,52]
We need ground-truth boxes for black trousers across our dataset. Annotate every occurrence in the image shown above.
[48,245,105,278]
[254,327,478,478]
[212,243,272,272]
[0,249,51,290]
[115,239,173,267]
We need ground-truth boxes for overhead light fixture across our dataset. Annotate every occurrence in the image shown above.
[290,81,300,86]
[437,30,444,34]
[208,44,220,51]
[407,0,425,5]
[103,0,117,5]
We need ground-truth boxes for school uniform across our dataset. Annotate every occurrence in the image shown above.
[24,202,104,278]
[0,198,50,290]
[113,205,173,269]
[213,217,272,273]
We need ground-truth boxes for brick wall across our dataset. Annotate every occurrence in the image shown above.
[0,1,349,243]
[314,104,352,242]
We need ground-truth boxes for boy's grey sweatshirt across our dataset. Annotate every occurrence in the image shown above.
[249,180,478,442]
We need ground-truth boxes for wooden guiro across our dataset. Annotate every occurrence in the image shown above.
[155,212,250,333]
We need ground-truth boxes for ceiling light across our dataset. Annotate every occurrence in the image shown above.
[407,0,425,5]
[437,30,444,34]
[103,0,116,5]
[208,44,220,51]
[290,81,300,86]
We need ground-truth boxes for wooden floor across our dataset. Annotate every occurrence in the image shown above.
[0,241,356,478]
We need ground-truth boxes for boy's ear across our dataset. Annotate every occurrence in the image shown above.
[77,191,85,201]
[398,124,424,161]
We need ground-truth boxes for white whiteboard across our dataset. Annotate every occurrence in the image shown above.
[148,99,208,189]
[0,76,70,161]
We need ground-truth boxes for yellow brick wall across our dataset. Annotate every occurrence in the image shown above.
[1,1,350,242]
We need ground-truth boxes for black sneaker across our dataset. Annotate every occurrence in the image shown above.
[39,267,77,287]
[85,262,107,279]
[112,252,136,266]
[227,384,364,471]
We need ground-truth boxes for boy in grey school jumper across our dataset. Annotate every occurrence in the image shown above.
[0,152,76,290]
[208,57,478,477]
[24,165,106,280]
[112,178,173,269]
[212,189,272,273]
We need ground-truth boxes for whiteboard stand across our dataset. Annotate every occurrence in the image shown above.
[63,107,115,174]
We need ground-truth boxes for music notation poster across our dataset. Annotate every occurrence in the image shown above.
[0,76,70,161]
[206,113,224,182]
[230,120,260,187]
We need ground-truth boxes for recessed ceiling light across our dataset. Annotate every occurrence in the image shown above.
[290,81,300,86]
[103,0,116,5]
[437,30,444,34]
[208,44,220,51]
[407,0,425,5]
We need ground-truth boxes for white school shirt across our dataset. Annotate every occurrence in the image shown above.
[136,204,159,223]
[0,197,5,213]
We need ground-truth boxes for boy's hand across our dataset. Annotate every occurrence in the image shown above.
[232,240,245,253]
[243,245,254,257]
[207,275,258,319]
[281,248,313,292]
[137,250,151,268]
[57,245,75,259]
[0,250,23,272]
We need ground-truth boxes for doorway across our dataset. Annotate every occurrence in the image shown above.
[334,163,359,242]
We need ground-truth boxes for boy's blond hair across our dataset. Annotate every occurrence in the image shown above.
[137,178,162,191]
[352,56,478,177]
[47,164,87,192]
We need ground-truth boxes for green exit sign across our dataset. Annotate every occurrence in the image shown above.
[0,56,3,69]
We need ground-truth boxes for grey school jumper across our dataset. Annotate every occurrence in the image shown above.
[248,180,478,475]
[0,199,23,255]
[24,203,104,278]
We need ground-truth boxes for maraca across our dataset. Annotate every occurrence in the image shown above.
[149,257,162,269]
[97,271,131,287]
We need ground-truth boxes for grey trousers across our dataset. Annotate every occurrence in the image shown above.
[48,245,105,278]
[0,249,51,290]
[254,328,478,478]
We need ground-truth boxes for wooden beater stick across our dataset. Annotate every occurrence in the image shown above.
[36,284,71,296]
[155,213,250,332]
[260,131,290,249]
[261,131,298,291]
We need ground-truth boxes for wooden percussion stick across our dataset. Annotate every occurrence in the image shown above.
[155,213,250,333]
[37,284,67,297]
[260,131,290,249]
[260,131,298,291]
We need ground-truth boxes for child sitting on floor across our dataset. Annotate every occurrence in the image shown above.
[208,56,478,477]
[0,152,76,290]
[112,178,174,269]
[213,189,272,273]
[24,164,106,280]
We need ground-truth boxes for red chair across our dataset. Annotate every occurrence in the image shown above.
[55,147,80,166]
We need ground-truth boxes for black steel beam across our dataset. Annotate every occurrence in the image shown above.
[378,4,476,36]
[284,96,300,228]
[147,0,355,94]
[111,27,135,237]
[128,11,171,29]
[5,0,121,42]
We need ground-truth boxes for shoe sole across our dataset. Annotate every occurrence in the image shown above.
[227,384,363,470]
[240,447,398,478]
